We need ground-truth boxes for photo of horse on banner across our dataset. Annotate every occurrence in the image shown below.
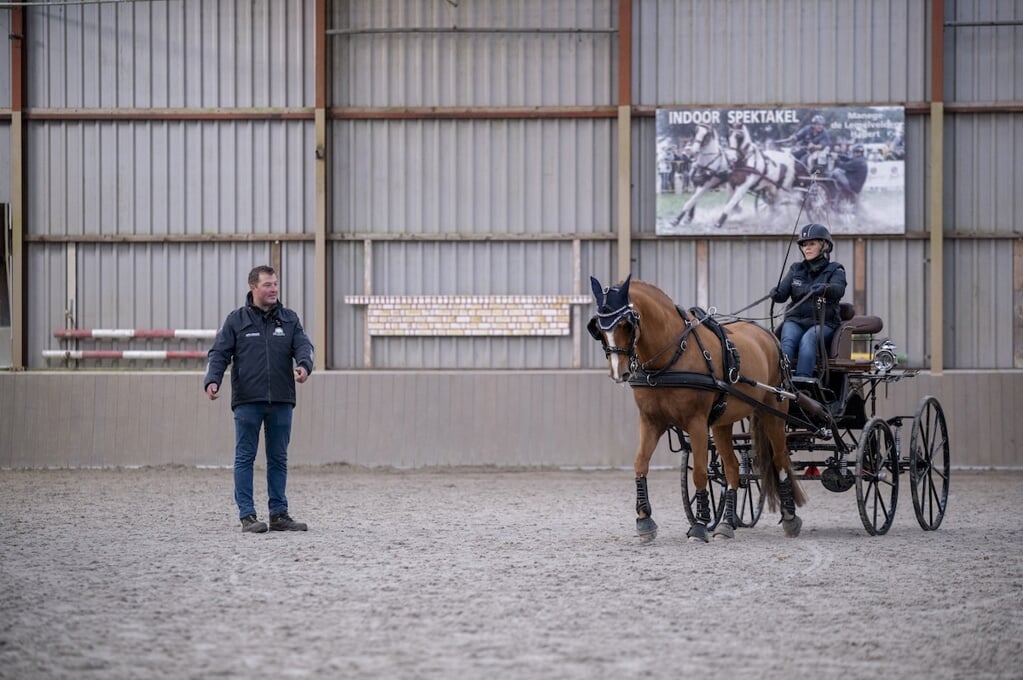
[669,123,737,228]
[656,107,906,236]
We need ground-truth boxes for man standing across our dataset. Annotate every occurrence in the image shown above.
[205,265,314,533]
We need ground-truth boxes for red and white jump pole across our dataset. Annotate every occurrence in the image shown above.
[42,350,207,360]
[53,329,216,340]
[45,328,217,361]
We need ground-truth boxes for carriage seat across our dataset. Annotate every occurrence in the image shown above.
[827,302,883,365]
[774,303,884,370]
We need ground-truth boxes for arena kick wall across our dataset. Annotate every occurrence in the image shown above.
[0,371,1020,469]
[2,1,1021,468]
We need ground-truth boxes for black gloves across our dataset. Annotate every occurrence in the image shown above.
[768,286,781,302]
[810,283,827,296]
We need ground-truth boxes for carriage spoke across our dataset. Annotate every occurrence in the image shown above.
[910,396,950,532]
[856,418,898,536]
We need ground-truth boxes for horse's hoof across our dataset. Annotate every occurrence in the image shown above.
[712,523,735,540]
[782,515,803,538]
[636,517,658,543]
[687,523,709,543]
[715,214,727,228]
[670,217,681,227]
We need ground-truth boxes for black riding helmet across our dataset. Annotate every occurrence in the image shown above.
[797,223,833,254]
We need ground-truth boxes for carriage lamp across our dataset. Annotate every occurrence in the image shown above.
[872,339,898,373]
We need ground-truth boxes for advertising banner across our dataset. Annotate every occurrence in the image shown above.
[655,106,905,236]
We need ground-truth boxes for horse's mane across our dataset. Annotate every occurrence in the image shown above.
[627,280,681,327]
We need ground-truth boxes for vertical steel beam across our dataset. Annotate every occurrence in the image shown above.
[362,239,372,368]
[616,0,632,282]
[313,0,328,370]
[65,243,77,334]
[270,240,282,281]
[572,238,581,368]
[9,3,25,369]
[929,0,944,374]
[695,240,708,309]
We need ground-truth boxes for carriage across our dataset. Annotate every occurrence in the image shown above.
[588,276,950,540]
[673,302,949,537]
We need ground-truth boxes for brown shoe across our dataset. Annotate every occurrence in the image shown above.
[269,513,308,531]
[240,515,268,533]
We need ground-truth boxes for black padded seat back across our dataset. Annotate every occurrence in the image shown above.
[828,312,884,360]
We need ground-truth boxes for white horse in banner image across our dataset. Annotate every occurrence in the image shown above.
[715,123,799,228]
[670,123,736,227]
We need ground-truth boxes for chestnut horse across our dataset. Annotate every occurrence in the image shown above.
[588,275,806,542]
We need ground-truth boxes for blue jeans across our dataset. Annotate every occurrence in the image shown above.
[233,402,294,519]
[780,321,835,378]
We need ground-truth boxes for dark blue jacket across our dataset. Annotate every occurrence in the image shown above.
[770,256,847,328]
[204,293,315,410]
[834,154,868,193]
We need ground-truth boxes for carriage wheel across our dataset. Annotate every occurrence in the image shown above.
[680,447,727,529]
[733,425,764,527]
[909,396,950,531]
[854,417,899,536]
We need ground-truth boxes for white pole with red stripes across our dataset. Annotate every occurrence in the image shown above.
[45,328,217,361]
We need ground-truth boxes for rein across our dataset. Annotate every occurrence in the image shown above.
[632,307,704,380]
[625,306,744,426]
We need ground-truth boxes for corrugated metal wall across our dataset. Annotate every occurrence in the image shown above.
[25,121,313,236]
[24,1,314,108]
[632,0,930,106]
[8,0,1020,370]
[940,0,1022,370]
[331,119,615,234]
[17,0,315,368]
[2,0,1022,468]
[331,0,616,107]
[329,0,618,369]
[29,242,317,369]
[946,0,1022,102]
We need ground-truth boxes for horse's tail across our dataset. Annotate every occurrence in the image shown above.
[752,412,806,513]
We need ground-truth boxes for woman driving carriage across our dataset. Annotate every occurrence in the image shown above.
[769,223,848,379]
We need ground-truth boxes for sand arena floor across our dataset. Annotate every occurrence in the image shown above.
[1,465,1020,679]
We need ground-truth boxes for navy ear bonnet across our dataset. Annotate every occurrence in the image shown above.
[587,274,633,339]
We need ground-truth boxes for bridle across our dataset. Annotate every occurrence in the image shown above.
[589,298,711,384]
[588,301,639,362]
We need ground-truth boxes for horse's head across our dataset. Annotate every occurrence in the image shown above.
[588,274,638,383]
[728,123,750,155]
[687,124,714,156]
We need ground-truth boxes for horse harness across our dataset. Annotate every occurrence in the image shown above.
[592,302,755,426]
[627,306,747,426]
